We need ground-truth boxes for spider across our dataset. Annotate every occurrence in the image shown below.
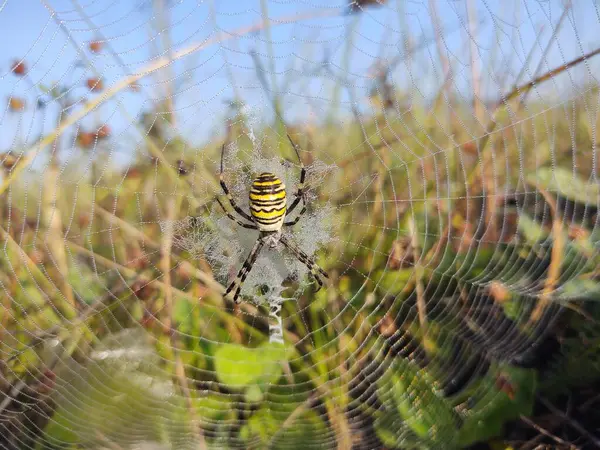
[216,135,329,304]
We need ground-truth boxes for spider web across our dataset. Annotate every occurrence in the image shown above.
[1,1,600,449]
[162,135,337,303]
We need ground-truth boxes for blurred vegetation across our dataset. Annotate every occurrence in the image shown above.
[2,2,600,449]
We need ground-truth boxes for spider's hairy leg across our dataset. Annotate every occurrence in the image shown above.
[220,143,255,223]
[216,197,258,230]
[225,236,266,303]
[279,235,328,291]
[284,203,307,227]
[286,134,307,216]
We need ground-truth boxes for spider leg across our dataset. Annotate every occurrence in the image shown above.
[220,143,255,222]
[285,134,307,216]
[279,235,328,292]
[225,236,266,303]
[216,197,258,230]
[283,203,307,227]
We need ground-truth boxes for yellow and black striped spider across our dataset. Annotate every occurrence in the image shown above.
[216,135,329,304]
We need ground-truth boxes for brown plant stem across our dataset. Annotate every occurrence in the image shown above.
[428,0,451,90]
[42,134,75,309]
[528,186,563,326]
[174,349,207,449]
[519,415,576,449]
[160,197,177,334]
[539,396,600,447]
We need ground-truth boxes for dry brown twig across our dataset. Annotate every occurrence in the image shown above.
[538,396,600,448]
[519,415,578,449]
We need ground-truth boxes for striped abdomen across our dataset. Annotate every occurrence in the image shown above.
[249,172,286,231]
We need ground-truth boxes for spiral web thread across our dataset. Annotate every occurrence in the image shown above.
[0,1,600,449]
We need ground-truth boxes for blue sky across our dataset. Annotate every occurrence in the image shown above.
[0,0,599,164]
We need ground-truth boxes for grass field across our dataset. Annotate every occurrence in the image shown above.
[2,2,600,449]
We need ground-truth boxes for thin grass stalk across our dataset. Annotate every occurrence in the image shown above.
[528,186,564,326]
[210,1,243,107]
[466,0,498,241]
[408,217,427,332]
[538,396,600,447]
[42,133,75,309]
[260,0,284,133]
[325,397,352,450]
[329,14,360,123]
[174,349,207,449]
[466,0,482,123]
[428,0,451,89]
[155,0,177,127]
[160,197,177,333]
[520,0,572,107]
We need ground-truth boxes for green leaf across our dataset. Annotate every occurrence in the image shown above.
[373,269,414,295]
[173,296,195,332]
[39,413,79,447]
[377,359,459,447]
[67,266,105,305]
[501,297,523,321]
[21,284,46,307]
[193,395,234,421]
[374,413,402,448]
[458,364,536,447]
[517,213,599,269]
[214,342,285,387]
[560,278,600,299]
[517,214,547,244]
[373,412,429,449]
[245,384,264,403]
[241,406,329,448]
[527,166,599,205]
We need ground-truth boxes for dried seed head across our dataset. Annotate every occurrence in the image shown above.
[89,40,103,53]
[96,124,111,139]
[1,152,19,170]
[8,97,26,111]
[86,78,104,92]
[76,131,95,149]
[11,60,26,76]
